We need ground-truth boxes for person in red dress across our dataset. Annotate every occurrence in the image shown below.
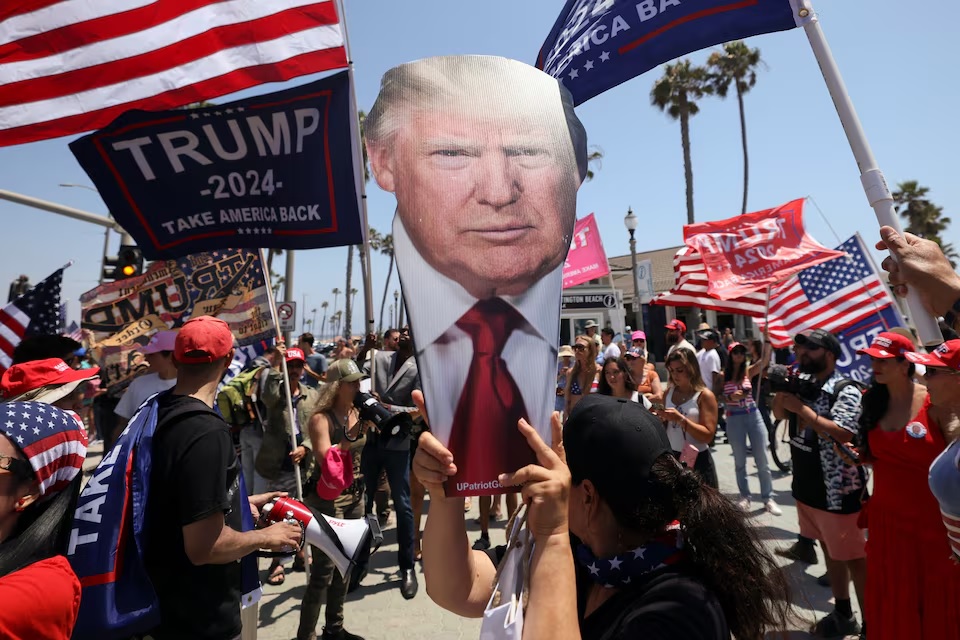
[857,332,960,640]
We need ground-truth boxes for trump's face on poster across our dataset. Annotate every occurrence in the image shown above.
[366,56,586,497]
[366,56,585,299]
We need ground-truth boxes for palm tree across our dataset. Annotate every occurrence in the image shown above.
[707,41,763,215]
[320,301,329,340]
[893,181,958,265]
[584,146,604,181]
[376,233,396,334]
[331,288,341,327]
[343,245,355,339]
[651,59,713,224]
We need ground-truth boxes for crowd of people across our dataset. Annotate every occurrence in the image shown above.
[0,224,959,640]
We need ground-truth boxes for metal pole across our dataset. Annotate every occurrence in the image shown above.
[0,188,120,230]
[794,1,940,345]
[628,230,643,334]
[335,0,375,335]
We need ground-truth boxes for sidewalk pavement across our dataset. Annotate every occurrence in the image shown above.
[82,436,860,639]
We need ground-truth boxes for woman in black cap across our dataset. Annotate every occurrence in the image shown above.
[413,393,790,639]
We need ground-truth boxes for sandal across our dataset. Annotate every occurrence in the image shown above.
[266,564,285,586]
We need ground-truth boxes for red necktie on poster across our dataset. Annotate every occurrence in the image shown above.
[447,298,531,495]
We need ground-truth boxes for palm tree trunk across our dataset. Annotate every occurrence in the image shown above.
[680,106,695,224]
[378,255,394,334]
[737,84,749,215]
[343,245,354,339]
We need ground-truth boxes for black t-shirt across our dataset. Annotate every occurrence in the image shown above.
[492,543,728,639]
[144,394,244,640]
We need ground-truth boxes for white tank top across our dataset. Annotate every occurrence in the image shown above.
[665,389,707,453]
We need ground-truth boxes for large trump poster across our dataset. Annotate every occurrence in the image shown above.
[366,55,587,497]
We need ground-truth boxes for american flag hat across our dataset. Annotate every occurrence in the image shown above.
[1,401,87,499]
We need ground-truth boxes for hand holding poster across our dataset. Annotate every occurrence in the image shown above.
[563,213,610,288]
[70,73,361,259]
[367,56,587,497]
[683,198,843,300]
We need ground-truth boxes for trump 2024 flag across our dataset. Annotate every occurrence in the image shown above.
[537,0,801,105]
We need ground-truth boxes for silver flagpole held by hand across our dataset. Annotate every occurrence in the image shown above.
[790,0,941,346]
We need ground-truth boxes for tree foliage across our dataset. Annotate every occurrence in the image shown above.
[893,181,957,266]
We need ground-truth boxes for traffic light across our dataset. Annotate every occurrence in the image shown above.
[102,244,144,282]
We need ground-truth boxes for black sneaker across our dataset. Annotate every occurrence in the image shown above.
[810,610,860,638]
[472,534,491,550]
[321,628,365,640]
[776,540,818,565]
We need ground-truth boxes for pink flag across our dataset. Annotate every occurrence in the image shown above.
[563,213,610,289]
[683,199,844,300]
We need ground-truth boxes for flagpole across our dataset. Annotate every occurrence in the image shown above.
[793,1,940,346]
[257,249,310,584]
[336,0,375,337]
[755,285,773,407]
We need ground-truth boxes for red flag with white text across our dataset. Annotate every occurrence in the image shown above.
[563,213,610,288]
[683,199,843,300]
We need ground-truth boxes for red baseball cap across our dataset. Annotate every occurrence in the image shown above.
[0,358,100,400]
[727,341,746,353]
[664,319,686,333]
[285,347,306,363]
[856,332,915,359]
[905,339,960,370]
[175,316,233,363]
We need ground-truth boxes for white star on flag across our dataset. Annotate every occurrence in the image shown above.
[608,557,622,570]
[584,60,594,71]
[569,68,579,79]
[32,427,40,435]
[600,51,611,62]
[588,563,600,575]
[632,548,646,559]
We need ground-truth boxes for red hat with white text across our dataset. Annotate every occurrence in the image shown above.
[905,339,960,370]
[664,319,686,333]
[856,332,915,359]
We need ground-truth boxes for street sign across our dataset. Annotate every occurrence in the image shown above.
[561,291,619,310]
[277,301,297,333]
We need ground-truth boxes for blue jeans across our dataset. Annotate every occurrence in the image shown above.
[726,409,774,501]
[361,440,415,570]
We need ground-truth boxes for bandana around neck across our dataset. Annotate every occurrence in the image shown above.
[576,522,685,589]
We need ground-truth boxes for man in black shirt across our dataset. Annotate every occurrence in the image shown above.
[143,316,302,640]
[773,329,866,639]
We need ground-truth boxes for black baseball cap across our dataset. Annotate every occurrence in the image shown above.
[563,395,672,502]
[795,328,842,358]
[697,329,720,343]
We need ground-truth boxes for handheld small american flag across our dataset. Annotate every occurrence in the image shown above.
[2,401,87,498]
[758,234,896,346]
[0,267,65,373]
[0,0,349,146]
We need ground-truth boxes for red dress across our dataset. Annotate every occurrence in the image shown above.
[865,396,960,640]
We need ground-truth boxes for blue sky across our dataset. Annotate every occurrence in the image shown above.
[1,0,957,338]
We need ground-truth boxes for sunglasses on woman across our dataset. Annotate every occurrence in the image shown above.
[573,344,587,352]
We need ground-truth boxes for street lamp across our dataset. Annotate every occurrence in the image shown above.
[393,290,399,328]
[624,206,643,334]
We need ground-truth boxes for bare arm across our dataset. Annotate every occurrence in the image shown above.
[646,371,664,404]
[307,411,333,467]
[684,390,718,444]
[416,432,497,617]
[182,511,301,566]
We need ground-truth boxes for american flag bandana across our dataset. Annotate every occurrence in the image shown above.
[2,401,87,498]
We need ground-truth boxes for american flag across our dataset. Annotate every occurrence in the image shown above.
[0,0,348,146]
[0,268,64,372]
[2,401,87,497]
[757,234,896,347]
[653,246,770,317]
[63,320,83,343]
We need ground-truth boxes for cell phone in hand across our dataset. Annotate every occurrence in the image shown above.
[650,402,665,412]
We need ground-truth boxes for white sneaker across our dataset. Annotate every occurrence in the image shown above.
[736,497,751,511]
[765,499,783,516]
